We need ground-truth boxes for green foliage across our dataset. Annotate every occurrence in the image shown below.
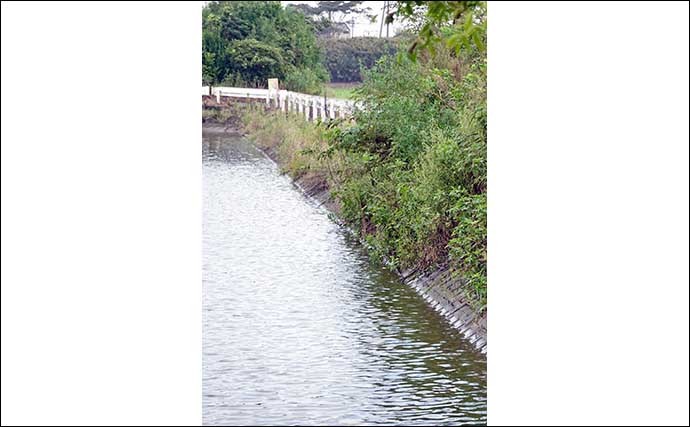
[226,39,286,86]
[240,6,487,313]
[202,1,328,90]
[328,41,487,311]
[319,37,401,82]
[391,1,486,60]
[449,190,486,311]
[284,67,329,95]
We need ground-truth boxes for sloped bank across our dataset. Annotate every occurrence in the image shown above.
[299,179,488,354]
[202,105,486,355]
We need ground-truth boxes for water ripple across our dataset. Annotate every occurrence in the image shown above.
[203,132,486,426]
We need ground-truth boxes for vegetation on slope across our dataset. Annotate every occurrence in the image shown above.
[243,40,486,312]
[216,1,488,313]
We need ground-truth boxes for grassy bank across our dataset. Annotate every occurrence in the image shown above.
[241,47,486,314]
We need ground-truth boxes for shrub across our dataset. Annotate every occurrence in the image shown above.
[242,40,487,313]
[328,43,487,310]
[284,66,329,95]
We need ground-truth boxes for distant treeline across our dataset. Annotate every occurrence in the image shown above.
[319,37,403,83]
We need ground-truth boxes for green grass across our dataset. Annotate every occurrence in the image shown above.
[324,83,361,100]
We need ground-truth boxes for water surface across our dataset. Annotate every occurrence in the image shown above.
[203,131,486,425]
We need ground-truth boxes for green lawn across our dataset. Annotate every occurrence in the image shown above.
[324,83,361,100]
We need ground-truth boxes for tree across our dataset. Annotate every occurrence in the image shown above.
[226,39,287,85]
[319,37,401,82]
[202,1,328,91]
[292,1,373,23]
[289,1,376,38]
[387,1,486,59]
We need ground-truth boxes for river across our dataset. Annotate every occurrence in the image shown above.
[203,130,486,425]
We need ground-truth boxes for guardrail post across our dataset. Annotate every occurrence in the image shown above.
[267,78,279,109]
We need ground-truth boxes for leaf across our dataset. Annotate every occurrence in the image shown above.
[472,31,485,53]
[464,10,473,32]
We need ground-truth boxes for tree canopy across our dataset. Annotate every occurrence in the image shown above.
[290,1,374,24]
[202,1,328,93]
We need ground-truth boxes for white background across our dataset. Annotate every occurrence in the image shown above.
[488,2,688,425]
[1,1,688,426]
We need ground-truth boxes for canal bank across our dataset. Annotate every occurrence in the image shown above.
[203,103,486,355]
[289,159,487,355]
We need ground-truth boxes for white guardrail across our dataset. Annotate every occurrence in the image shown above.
[202,86,355,121]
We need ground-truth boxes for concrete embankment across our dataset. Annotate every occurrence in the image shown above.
[285,154,487,354]
[283,154,487,354]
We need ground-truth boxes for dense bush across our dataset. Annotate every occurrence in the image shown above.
[284,67,329,95]
[325,45,487,310]
[244,42,487,311]
[202,1,328,91]
[319,37,401,82]
[225,39,287,85]
[241,6,487,312]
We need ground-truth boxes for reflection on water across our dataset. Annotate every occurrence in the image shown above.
[203,131,486,426]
